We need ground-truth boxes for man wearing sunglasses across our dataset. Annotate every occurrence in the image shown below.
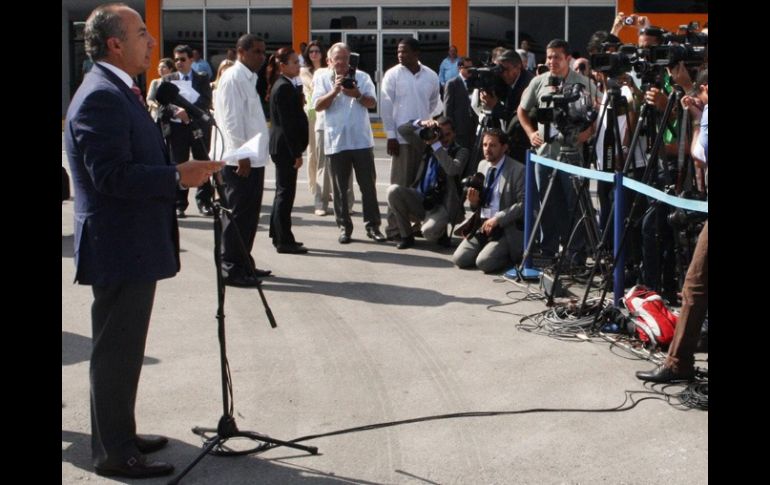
[160,44,213,218]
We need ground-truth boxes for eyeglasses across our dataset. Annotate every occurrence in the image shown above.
[174,57,189,62]
[308,49,321,54]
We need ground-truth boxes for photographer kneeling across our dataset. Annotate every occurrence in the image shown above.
[452,129,525,272]
[387,117,469,249]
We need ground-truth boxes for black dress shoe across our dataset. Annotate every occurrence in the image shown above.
[176,209,186,219]
[366,227,387,242]
[636,366,695,383]
[198,206,214,216]
[223,274,262,287]
[397,235,415,250]
[276,243,308,254]
[436,234,452,247]
[253,268,272,277]
[95,455,174,479]
[135,434,168,454]
[338,230,352,244]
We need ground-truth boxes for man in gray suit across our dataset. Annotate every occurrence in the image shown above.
[387,116,469,249]
[452,129,525,273]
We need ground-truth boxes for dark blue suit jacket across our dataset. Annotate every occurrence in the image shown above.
[65,63,180,286]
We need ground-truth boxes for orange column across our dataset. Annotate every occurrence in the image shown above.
[293,0,310,53]
[145,0,162,90]
[450,0,468,56]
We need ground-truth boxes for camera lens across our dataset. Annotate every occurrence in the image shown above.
[624,17,635,25]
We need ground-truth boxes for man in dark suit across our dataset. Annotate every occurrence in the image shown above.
[64,4,222,479]
[443,57,477,151]
[480,49,535,165]
[452,129,525,273]
[160,44,213,218]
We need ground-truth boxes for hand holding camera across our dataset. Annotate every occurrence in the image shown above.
[418,119,442,143]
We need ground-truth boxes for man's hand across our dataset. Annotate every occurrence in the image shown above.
[528,130,544,148]
[294,157,303,169]
[644,87,668,112]
[175,108,191,124]
[177,160,224,188]
[235,158,251,177]
[420,119,441,144]
[481,216,499,235]
[467,187,480,206]
[480,89,499,109]
[387,138,400,157]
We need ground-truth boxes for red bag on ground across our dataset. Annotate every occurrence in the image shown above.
[621,285,678,347]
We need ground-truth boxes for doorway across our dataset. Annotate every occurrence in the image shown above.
[342,31,417,117]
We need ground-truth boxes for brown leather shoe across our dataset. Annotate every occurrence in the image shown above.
[95,454,174,479]
[135,434,168,454]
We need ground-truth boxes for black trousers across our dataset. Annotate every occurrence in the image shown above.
[221,165,265,277]
[269,155,298,247]
[90,281,156,464]
[168,122,213,211]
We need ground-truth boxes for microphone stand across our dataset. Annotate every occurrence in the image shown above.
[168,118,318,485]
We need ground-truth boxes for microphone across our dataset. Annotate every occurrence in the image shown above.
[156,81,214,124]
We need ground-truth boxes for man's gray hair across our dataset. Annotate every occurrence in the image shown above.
[84,3,127,61]
[327,42,350,58]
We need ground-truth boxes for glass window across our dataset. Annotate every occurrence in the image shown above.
[418,32,451,74]
[311,8,377,31]
[162,10,203,59]
[381,7,449,30]
[634,1,708,13]
[519,7,564,66]
[469,6,516,64]
[568,7,615,59]
[249,8,292,55]
[206,9,247,69]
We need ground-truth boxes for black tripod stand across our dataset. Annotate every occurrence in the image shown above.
[589,85,684,329]
[168,126,318,485]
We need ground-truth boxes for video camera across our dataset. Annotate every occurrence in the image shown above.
[466,63,507,98]
[591,35,705,79]
[538,78,597,140]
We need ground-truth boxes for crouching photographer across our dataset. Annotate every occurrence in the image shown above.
[387,117,469,249]
[452,129,525,273]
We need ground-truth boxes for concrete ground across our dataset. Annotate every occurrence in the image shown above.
[62,137,707,484]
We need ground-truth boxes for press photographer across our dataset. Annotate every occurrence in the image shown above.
[452,129,525,273]
[468,49,534,171]
[518,39,596,266]
[387,117,469,249]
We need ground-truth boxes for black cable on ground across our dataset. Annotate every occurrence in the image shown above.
[285,389,699,446]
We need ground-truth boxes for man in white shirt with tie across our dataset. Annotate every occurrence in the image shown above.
[452,129,525,273]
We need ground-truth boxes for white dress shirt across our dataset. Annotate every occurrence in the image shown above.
[212,61,269,167]
[380,63,440,143]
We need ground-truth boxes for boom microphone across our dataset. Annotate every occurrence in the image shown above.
[155,81,214,124]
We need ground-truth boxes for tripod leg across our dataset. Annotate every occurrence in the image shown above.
[167,434,226,485]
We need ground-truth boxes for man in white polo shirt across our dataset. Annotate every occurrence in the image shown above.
[312,42,386,244]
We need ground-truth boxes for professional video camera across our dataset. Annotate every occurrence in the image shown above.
[590,44,638,77]
[538,78,597,142]
[466,63,508,98]
[341,52,360,89]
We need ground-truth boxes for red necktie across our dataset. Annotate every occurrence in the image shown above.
[130,84,146,107]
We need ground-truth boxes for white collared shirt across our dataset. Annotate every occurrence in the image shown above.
[312,69,376,155]
[381,63,440,143]
[95,61,134,89]
[212,61,269,167]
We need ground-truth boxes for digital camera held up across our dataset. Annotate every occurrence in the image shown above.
[419,125,442,141]
[341,52,360,89]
